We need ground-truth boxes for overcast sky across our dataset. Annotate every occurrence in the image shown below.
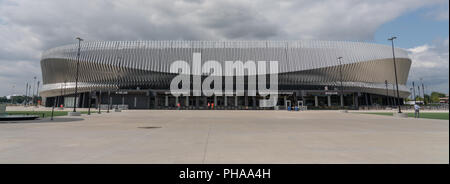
[0,0,448,96]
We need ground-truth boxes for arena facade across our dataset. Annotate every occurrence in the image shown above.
[40,40,411,110]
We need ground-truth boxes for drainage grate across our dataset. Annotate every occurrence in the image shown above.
[138,126,162,129]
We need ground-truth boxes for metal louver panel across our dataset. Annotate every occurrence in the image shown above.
[40,40,412,98]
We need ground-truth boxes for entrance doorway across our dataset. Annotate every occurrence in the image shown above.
[285,100,291,109]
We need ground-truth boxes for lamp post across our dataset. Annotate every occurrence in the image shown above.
[73,37,83,113]
[418,85,421,104]
[36,80,40,106]
[107,91,110,113]
[25,83,28,106]
[98,90,101,114]
[337,57,344,108]
[59,83,63,107]
[420,78,426,104]
[32,76,36,106]
[409,87,413,101]
[55,84,60,108]
[412,81,416,104]
[63,80,66,108]
[28,85,31,106]
[88,91,91,115]
[388,36,402,113]
[115,45,123,111]
[385,80,389,106]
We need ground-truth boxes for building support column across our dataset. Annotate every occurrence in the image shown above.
[175,96,179,106]
[185,96,189,107]
[98,91,102,112]
[81,93,85,108]
[284,96,287,109]
[195,96,199,108]
[352,93,355,106]
[340,94,344,107]
[214,95,217,108]
[165,95,169,107]
[235,96,238,107]
[224,96,228,107]
[95,94,99,109]
[315,96,318,107]
[327,95,331,107]
[154,95,158,108]
[147,92,151,109]
[252,96,256,109]
[365,93,369,106]
[294,92,298,105]
[244,93,248,107]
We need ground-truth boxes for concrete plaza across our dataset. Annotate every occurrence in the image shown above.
[0,110,448,164]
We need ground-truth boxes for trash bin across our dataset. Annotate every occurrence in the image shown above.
[287,106,292,111]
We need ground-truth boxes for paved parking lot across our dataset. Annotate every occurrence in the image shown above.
[0,110,448,163]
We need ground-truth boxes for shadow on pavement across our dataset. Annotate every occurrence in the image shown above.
[0,117,84,124]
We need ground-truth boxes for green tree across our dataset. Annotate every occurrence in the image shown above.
[0,96,7,103]
[415,96,424,101]
[11,96,26,104]
[424,94,431,104]
[430,92,446,103]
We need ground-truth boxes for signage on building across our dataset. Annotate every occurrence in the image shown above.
[325,91,338,95]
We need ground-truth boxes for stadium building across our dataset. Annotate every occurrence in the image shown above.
[40,40,411,110]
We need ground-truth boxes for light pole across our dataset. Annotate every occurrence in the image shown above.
[418,85,421,104]
[36,81,40,96]
[63,80,66,107]
[55,85,60,108]
[385,80,389,106]
[98,91,101,114]
[59,83,63,107]
[420,78,426,104]
[88,91,91,115]
[412,81,416,104]
[388,36,402,113]
[337,57,344,108]
[32,76,36,106]
[115,45,123,111]
[409,87,413,101]
[107,91,110,113]
[28,85,31,106]
[25,83,28,106]
[73,37,83,112]
[36,81,40,106]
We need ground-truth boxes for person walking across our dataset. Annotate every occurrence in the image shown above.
[414,103,421,118]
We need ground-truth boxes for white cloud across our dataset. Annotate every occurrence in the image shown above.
[0,0,448,96]
[407,37,449,94]
[423,5,449,21]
